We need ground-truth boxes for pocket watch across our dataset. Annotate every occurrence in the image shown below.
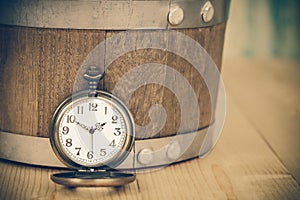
[49,66,135,187]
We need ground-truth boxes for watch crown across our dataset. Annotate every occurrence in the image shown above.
[84,66,103,80]
[83,66,103,94]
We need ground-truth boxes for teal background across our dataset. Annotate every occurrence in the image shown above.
[224,0,300,60]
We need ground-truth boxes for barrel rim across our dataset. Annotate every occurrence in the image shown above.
[0,0,230,30]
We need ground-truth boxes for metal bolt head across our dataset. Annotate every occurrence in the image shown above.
[137,148,153,165]
[168,5,184,26]
[201,1,214,23]
[166,141,181,161]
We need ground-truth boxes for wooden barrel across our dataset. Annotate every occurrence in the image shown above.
[0,0,229,141]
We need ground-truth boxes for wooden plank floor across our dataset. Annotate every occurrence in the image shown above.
[0,59,299,199]
[223,59,300,183]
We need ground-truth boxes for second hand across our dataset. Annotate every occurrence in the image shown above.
[89,127,95,158]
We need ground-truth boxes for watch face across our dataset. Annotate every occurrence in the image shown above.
[50,91,134,169]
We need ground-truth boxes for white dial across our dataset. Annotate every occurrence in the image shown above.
[50,92,134,169]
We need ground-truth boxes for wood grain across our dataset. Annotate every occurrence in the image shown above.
[223,59,300,184]
[0,26,39,136]
[0,26,106,137]
[37,29,106,137]
[104,25,225,138]
[0,23,225,138]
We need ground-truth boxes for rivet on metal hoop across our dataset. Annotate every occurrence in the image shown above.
[137,148,153,165]
[201,1,215,23]
[168,5,184,26]
[166,141,181,161]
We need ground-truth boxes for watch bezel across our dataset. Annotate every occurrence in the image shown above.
[49,90,135,170]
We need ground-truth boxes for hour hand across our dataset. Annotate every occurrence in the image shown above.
[95,122,107,132]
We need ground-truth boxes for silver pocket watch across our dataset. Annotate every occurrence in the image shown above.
[49,66,135,187]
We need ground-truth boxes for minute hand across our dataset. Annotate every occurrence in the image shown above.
[75,121,90,131]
